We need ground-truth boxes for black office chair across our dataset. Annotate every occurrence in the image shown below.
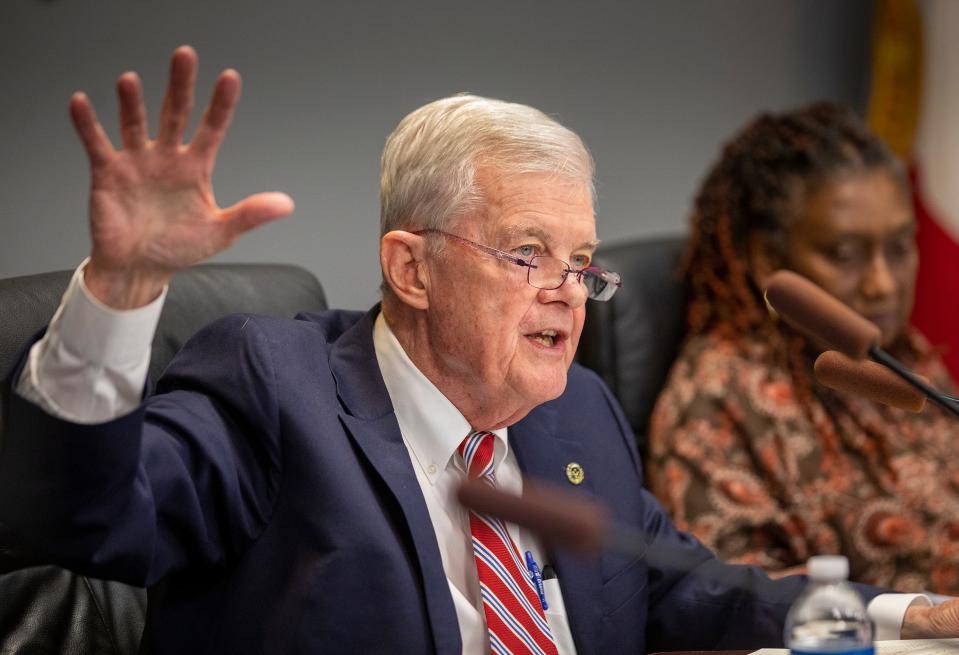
[577,236,689,457]
[0,263,327,655]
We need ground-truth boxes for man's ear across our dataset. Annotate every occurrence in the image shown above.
[380,230,430,310]
[746,231,782,289]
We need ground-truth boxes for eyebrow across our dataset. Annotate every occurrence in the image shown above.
[826,222,917,241]
[499,224,600,252]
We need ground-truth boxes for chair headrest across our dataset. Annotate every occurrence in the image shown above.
[577,236,688,455]
[0,263,328,384]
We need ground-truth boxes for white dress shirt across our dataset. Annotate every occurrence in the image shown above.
[373,312,577,654]
[15,262,926,649]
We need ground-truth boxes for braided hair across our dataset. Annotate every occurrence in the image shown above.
[682,102,911,460]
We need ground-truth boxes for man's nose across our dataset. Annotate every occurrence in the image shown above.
[542,271,588,308]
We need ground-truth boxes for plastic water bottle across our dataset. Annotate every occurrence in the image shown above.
[784,555,874,655]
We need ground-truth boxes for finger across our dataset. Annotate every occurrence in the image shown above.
[219,192,295,239]
[156,45,198,147]
[117,72,148,150]
[190,69,241,159]
[69,92,116,167]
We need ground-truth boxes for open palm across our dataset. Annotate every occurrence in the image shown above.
[73,46,293,308]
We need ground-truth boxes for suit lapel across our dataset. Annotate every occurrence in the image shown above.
[329,307,461,655]
[510,403,603,655]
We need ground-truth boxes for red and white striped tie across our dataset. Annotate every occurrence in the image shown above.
[458,431,558,655]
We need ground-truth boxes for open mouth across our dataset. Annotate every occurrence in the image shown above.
[528,329,559,348]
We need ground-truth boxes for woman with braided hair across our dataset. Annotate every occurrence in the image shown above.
[648,102,959,593]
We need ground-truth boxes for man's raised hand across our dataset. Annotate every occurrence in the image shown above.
[72,46,294,308]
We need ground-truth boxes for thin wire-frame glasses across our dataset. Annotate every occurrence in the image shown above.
[413,229,622,302]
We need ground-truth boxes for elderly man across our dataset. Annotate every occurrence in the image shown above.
[0,47,956,655]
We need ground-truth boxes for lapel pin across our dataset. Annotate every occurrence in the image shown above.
[565,462,585,485]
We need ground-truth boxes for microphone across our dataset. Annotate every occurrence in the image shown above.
[457,479,784,591]
[457,478,612,555]
[765,271,880,360]
[764,270,959,419]
[814,350,926,412]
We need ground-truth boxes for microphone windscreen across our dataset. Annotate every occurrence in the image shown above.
[814,350,927,412]
[765,270,881,359]
[460,477,797,593]
[456,479,608,554]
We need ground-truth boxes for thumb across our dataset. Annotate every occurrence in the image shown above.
[220,192,295,237]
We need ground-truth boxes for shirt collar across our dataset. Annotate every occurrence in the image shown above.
[373,312,508,485]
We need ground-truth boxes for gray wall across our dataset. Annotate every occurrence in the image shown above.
[0,0,872,310]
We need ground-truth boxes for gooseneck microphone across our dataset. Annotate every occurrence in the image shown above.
[457,478,656,559]
[458,478,611,555]
[457,479,789,592]
[765,270,959,419]
[813,351,927,413]
[764,271,881,360]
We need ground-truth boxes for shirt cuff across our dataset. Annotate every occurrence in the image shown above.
[56,259,167,369]
[868,593,931,641]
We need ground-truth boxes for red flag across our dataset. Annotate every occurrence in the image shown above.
[868,0,959,379]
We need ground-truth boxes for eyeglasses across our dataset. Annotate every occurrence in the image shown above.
[413,229,622,302]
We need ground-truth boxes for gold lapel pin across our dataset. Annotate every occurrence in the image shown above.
[565,462,585,485]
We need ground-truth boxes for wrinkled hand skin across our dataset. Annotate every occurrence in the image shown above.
[901,599,959,639]
[71,45,294,309]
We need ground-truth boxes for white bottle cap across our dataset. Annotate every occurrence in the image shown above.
[807,555,849,581]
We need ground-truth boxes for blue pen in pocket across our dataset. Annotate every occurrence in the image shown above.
[525,550,549,611]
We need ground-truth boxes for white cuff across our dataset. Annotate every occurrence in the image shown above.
[57,259,167,369]
[15,259,168,423]
[868,593,932,641]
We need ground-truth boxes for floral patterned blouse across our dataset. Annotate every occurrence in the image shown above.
[648,327,959,593]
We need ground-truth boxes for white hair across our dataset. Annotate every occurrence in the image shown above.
[380,93,595,236]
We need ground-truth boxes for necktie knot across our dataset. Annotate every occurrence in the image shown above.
[458,431,496,481]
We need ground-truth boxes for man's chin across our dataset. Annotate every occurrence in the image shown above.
[525,373,568,405]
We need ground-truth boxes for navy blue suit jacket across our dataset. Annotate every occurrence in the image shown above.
[0,308,832,653]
